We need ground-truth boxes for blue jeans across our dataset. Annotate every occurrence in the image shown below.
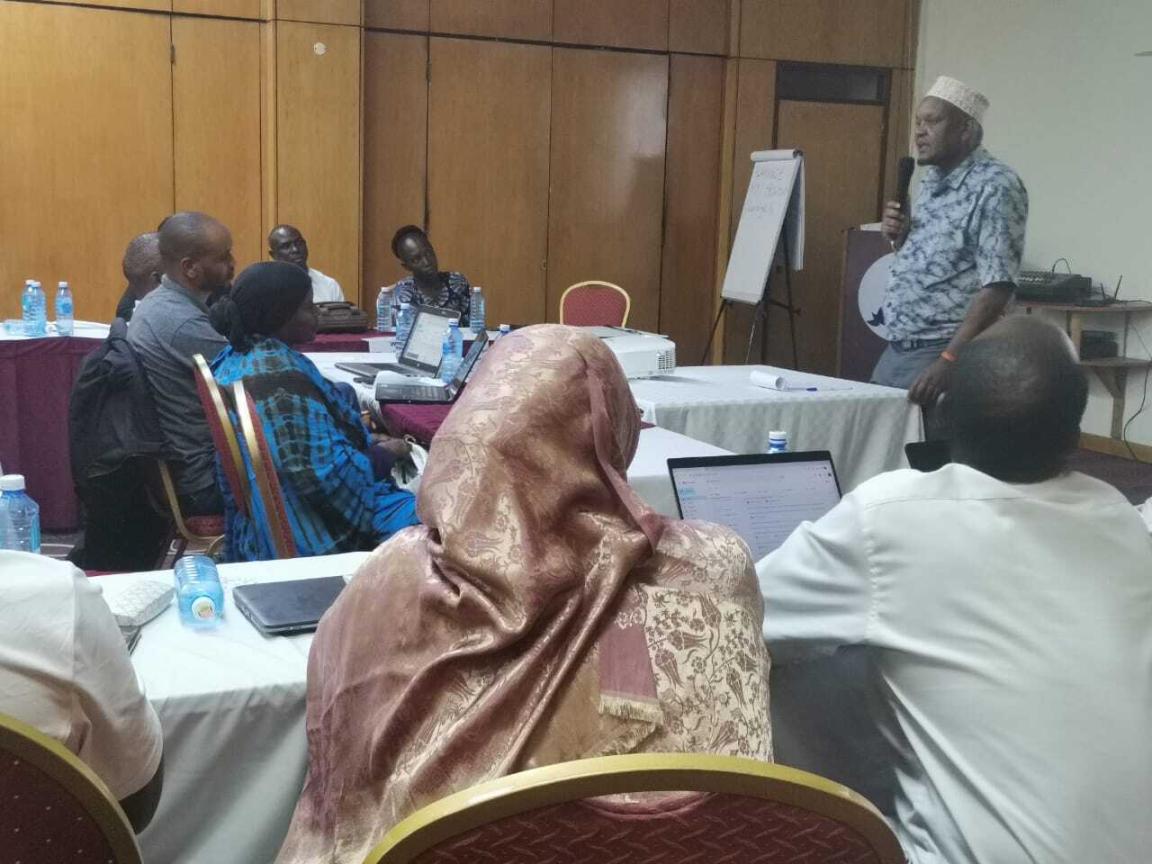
[871,340,950,440]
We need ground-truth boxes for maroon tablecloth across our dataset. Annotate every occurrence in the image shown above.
[0,336,103,531]
[295,332,371,353]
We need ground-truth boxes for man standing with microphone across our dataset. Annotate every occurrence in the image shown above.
[874,76,1028,425]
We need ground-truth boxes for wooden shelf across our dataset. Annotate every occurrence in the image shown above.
[1021,300,1152,314]
[1080,357,1152,369]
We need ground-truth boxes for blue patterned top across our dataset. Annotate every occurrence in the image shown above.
[883,148,1028,342]
[394,272,472,326]
[211,338,417,561]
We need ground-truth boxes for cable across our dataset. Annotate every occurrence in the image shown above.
[1050,257,1073,274]
[1121,323,1152,462]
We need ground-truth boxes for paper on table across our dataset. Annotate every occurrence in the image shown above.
[749,369,854,392]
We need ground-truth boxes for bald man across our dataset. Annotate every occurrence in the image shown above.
[874,76,1028,417]
[113,232,162,322]
[758,317,1152,863]
[128,211,233,515]
[268,224,345,303]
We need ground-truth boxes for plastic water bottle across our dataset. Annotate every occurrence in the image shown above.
[768,431,789,454]
[494,323,511,342]
[173,554,224,628]
[375,286,393,333]
[440,320,464,383]
[55,281,74,336]
[394,302,415,353]
[22,280,47,337]
[0,475,41,553]
[469,286,486,336]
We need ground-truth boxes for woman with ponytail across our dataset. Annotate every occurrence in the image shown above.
[210,261,419,561]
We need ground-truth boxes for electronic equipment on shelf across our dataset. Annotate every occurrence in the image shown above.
[1015,271,1091,303]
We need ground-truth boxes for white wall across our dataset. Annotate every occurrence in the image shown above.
[916,0,1152,443]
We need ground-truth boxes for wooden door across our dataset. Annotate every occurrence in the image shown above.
[427,38,552,326]
[547,49,668,330]
[173,17,264,271]
[775,101,885,374]
[0,3,173,320]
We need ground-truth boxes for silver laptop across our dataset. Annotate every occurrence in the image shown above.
[667,451,842,561]
[336,305,457,379]
[375,330,488,404]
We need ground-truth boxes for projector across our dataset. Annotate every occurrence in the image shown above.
[583,327,677,378]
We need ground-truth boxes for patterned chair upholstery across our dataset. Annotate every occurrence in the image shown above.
[0,712,142,864]
[559,281,631,328]
[153,461,225,559]
[363,754,905,864]
[232,380,299,560]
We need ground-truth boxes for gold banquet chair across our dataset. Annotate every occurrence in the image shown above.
[559,280,632,328]
[363,753,905,864]
[0,712,142,864]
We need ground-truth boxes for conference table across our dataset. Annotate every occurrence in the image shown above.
[101,425,728,864]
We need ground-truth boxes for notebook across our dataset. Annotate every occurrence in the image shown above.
[667,451,842,561]
[374,329,488,404]
[335,305,458,379]
[232,576,347,636]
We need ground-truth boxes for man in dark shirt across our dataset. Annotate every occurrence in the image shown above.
[113,232,162,322]
[128,212,233,515]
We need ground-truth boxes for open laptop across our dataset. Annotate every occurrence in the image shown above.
[335,305,457,379]
[375,329,488,404]
[668,451,842,562]
[232,576,347,637]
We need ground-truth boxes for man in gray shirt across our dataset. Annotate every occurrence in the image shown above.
[128,212,233,514]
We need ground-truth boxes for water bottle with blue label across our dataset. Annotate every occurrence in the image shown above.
[22,280,47,337]
[494,323,511,342]
[768,431,788,454]
[395,302,415,353]
[440,319,463,383]
[376,286,393,333]
[174,554,224,628]
[55,281,74,337]
[469,286,486,336]
[0,475,41,553]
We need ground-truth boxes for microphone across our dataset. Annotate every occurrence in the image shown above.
[895,156,915,210]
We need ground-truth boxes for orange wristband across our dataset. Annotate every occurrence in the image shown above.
[941,350,957,363]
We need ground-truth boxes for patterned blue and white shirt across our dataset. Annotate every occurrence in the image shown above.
[394,272,472,327]
[883,148,1028,342]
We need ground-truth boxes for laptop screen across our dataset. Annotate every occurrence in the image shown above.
[401,306,456,372]
[451,330,488,387]
[668,452,842,561]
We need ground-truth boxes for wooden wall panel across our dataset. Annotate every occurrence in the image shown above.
[431,0,551,40]
[173,17,264,271]
[553,0,669,51]
[174,0,262,17]
[882,68,914,207]
[661,55,725,365]
[277,22,362,302]
[670,0,730,56]
[739,0,909,67]
[723,58,775,362]
[363,32,428,294]
[35,0,169,11]
[548,49,668,330]
[278,0,361,26]
[0,3,173,321]
[775,101,885,374]
[428,39,551,326]
[365,0,429,30]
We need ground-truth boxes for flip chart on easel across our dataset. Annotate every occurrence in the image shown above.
[721,149,805,306]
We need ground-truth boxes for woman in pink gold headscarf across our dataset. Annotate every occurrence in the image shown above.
[277,325,772,864]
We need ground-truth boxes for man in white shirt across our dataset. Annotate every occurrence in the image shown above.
[0,552,164,832]
[268,224,345,303]
[757,316,1152,863]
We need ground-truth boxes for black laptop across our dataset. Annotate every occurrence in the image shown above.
[335,305,458,380]
[667,451,842,561]
[233,576,347,636]
[374,329,488,404]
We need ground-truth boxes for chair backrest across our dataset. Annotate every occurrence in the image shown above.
[559,280,631,327]
[364,753,905,864]
[232,379,299,560]
[0,712,142,864]
[192,353,251,517]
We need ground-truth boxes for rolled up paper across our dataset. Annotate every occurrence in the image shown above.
[750,369,788,390]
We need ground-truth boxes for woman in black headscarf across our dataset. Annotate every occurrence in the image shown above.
[210,261,419,561]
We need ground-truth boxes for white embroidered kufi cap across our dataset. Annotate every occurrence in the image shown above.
[926,75,989,124]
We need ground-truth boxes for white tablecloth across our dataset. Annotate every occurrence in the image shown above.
[629,366,923,491]
[0,320,110,340]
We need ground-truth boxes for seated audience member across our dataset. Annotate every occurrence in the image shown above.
[0,551,164,832]
[128,211,232,516]
[390,224,471,325]
[757,316,1152,864]
[276,325,772,864]
[268,224,345,304]
[210,261,418,561]
[113,232,162,322]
